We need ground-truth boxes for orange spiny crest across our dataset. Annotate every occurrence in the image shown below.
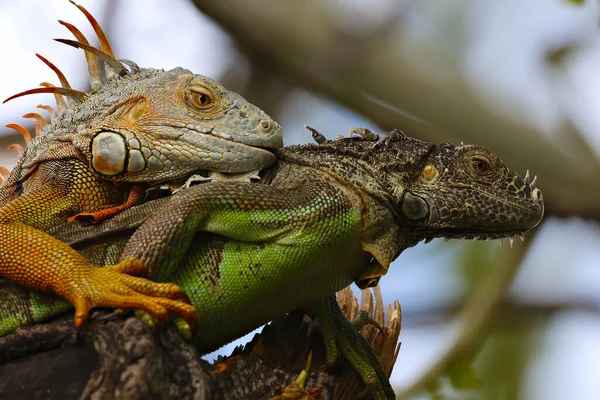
[4,1,128,111]
[40,82,67,113]
[22,113,48,136]
[0,166,9,183]
[3,87,85,105]
[35,54,73,90]
[7,143,24,156]
[57,1,128,86]
[37,104,57,121]
[2,1,131,163]
[69,1,121,80]
[54,39,127,77]
[5,123,32,145]
[69,0,116,59]
[58,20,103,90]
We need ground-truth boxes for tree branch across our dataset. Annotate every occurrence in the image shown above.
[0,288,401,400]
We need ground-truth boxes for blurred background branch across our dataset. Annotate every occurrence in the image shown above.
[397,232,536,398]
[192,0,600,221]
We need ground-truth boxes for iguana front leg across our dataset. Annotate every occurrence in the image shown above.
[0,164,196,329]
[118,177,394,398]
[68,184,147,224]
[119,175,357,278]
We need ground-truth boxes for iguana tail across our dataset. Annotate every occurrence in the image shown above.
[0,279,71,337]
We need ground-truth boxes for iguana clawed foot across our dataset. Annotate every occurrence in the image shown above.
[351,309,384,334]
[165,170,262,194]
[134,310,194,341]
[308,296,395,400]
[58,257,197,329]
[372,128,405,150]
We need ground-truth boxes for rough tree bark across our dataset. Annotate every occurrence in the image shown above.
[0,288,401,400]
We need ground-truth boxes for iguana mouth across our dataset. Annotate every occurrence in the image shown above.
[421,228,533,246]
[208,129,283,150]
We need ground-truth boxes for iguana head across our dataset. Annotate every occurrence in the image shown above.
[70,66,283,182]
[287,127,544,244]
[374,129,543,243]
[3,1,283,184]
[390,135,544,244]
[283,127,544,287]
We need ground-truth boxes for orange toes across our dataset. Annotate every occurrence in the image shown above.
[60,260,196,330]
[68,209,118,224]
[130,298,169,322]
[156,299,198,327]
[73,297,93,328]
[118,276,188,301]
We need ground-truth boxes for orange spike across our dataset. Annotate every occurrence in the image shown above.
[37,104,57,120]
[69,0,119,80]
[7,143,24,155]
[3,87,85,104]
[35,54,73,90]
[23,113,48,136]
[58,20,103,89]
[6,123,32,145]
[40,82,68,113]
[0,166,9,183]
[54,39,127,77]
[69,1,115,58]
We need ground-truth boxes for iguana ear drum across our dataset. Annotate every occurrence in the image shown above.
[91,131,128,176]
[401,191,429,220]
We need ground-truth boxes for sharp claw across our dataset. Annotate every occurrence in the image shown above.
[524,169,530,184]
[499,238,504,247]
[509,237,514,248]
[519,234,525,242]
[458,239,463,244]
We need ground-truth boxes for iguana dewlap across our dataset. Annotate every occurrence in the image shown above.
[0,2,283,328]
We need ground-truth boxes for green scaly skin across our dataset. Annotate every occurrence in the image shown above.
[0,129,544,399]
[0,1,283,332]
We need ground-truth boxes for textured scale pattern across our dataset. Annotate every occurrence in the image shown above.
[0,128,544,400]
[0,1,282,333]
[119,169,368,351]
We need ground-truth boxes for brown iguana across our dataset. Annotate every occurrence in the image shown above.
[1,126,544,399]
[0,1,283,329]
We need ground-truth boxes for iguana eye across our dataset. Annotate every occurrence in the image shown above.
[472,157,491,173]
[187,88,213,110]
[421,164,437,181]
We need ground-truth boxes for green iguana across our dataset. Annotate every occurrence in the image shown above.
[1,127,544,399]
[0,1,283,330]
